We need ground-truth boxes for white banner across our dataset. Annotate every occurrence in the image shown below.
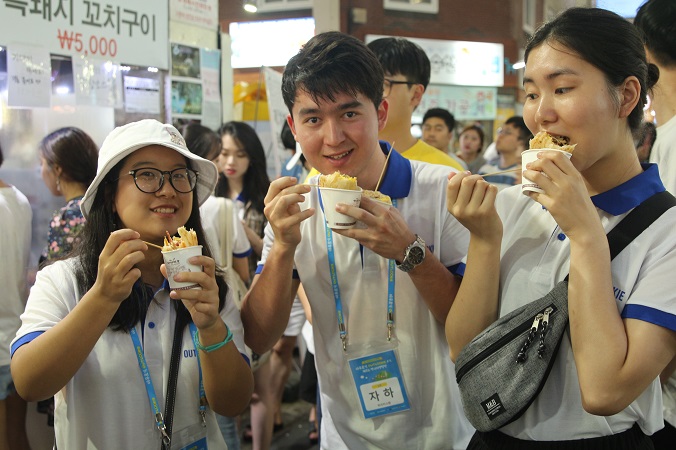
[264,66,287,177]
[170,0,218,29]
[0,0,169,69]
[366,34,504,87]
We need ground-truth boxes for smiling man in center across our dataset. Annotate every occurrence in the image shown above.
[241,31,473,450]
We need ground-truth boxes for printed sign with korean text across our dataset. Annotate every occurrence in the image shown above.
[0,0,169,69]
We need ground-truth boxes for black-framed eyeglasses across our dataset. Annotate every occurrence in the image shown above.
[126,167,199,194]
[383,78,418,98]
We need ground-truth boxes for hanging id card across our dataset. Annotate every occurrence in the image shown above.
[171,422,208,450]
[347,342,411,419]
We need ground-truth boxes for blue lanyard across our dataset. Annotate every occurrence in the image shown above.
[323,199,397,351]
[130,327,171,445]
[130,320,206,444]
[188,322,207,426]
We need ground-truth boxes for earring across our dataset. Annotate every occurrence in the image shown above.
[56,176,61,193]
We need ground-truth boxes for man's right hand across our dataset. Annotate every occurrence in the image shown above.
[263,177,315,249]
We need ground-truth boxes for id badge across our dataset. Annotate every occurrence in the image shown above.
[171,422,208,450]
[346,341,411,419]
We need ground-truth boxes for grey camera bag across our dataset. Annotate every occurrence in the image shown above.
[454,190,676,432]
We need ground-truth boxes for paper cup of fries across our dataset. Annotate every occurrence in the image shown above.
[162,227,203,290]
[521,149,572,194]
[319,187,363,229]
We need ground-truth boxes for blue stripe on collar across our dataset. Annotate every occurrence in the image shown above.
[591,164,665,216]
[376,141,413,199]
[236,192,247,203]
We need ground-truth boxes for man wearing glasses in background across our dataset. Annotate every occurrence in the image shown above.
[367,37,465,170]
[477,116,532,190]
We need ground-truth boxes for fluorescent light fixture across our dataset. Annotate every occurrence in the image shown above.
[243,0,257,13]
[56,86,70,95]
[512,61,525,70]
[147,67,158,72]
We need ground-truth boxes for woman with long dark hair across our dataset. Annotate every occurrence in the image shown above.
[217,121,274,449]
[446,7,676,449]
[11,120,253,449]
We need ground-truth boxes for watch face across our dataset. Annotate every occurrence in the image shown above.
[409,245,425,265]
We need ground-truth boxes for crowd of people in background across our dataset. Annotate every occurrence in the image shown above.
[1,2,676,450]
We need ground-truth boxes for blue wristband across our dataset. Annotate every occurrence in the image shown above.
[193,326,233,353]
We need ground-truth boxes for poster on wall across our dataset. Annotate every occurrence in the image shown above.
[200,48,221,131]
[73,58,120,107]
[170,0,218,29]
[171,43,201,79]
[415,86,498,122]
[171,80,202,119]
[0,0,169,69]
[124,76,161,114]
[7,43,51,108]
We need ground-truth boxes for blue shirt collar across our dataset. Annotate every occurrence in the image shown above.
[376,141,413,199]
[591,164,665,215]
[236,192,247,203]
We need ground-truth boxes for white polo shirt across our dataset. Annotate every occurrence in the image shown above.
[0,186,32,367]
[458,164,676,440]
[649,114,676,195]
[258,143,474,450]
[200,195,253,265]
[11,258,248,450]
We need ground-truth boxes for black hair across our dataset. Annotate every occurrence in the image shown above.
[182,122,221,161]
[281,121,306,166]
[0,142,3,167]
[367,37,431,88]
[39,127,98,186]
[281,121,296,151]
[504,116,533,144]
[216,121,270,214]
[635,0,676,68]
[459,125,485,153]
[72,156,227,332]
[525,7,659,133]
[423,108,456,132]
[635,121,657,149]
[282,31,384,115]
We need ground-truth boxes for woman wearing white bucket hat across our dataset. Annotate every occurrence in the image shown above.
[10,119,253,449]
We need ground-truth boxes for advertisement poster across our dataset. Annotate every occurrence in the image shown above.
[7,43,51,108]
[171,80,202,118]
[171,43,201,79]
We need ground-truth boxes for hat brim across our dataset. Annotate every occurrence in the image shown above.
[80,141,218,220]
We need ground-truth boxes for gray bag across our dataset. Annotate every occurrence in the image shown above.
[455,281,568,432]
[454,190,676,433]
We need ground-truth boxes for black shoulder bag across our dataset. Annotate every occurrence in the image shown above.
[161,310,188,450]
[454,190,676,432]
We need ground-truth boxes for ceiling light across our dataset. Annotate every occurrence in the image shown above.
[243,0,257,13]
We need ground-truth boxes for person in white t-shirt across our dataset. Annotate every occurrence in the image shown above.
[0,143,32,450]
[10,120,253,450]
[241,31,473,450]
[446,8,676,449]
[634,2,676,448]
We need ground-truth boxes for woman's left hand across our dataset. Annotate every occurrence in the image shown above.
[160,255,221,330]
[523,151,602,239]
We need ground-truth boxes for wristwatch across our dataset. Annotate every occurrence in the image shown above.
[396,234,426,272]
